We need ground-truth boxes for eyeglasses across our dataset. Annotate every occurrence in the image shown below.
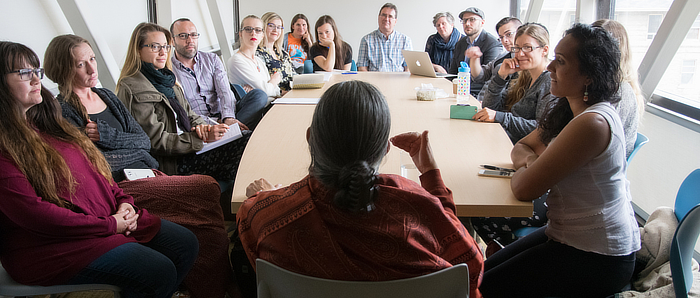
[9,68,45,81]
[461,17,480,24]
[511,45,542,53]
[242,26,264,34]
[267,23,284,31]
[498,31,515,41]
[176,32,201,40]
[142,43,172,52]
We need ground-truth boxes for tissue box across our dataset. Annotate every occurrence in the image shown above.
[450,105,477,119]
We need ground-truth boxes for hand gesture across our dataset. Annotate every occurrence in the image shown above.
[472,107,497,122]
[243,84,254,93]
[497,58,521,79]
[302,32,313,45]
[85,120,100,142]
[113,203,139,235]
[245,178,282,198]
[433,64,447,74]
[466,46,483,59]
[269,72,282,86]
[390,131,438,174]
[318,38,334,48]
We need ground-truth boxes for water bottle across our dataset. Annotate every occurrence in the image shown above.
[457,61,470,104]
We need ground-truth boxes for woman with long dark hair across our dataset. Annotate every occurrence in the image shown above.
[45,34,233,298]
[479,24,640,297]
[309,15,352,72]
[237,80,484,298]
[0,41,197,298]
[284,13,314,74]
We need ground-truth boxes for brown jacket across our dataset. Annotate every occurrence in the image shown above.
[117,71,206,175]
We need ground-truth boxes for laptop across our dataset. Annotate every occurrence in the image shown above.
[402,50,457,78]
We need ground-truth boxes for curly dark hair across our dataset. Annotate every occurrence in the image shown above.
[538,23,622,144]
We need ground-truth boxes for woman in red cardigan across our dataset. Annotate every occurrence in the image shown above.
[237,80,484,298]
[0,41,197,298]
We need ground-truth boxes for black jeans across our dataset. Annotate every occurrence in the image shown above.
[480,226,636,298]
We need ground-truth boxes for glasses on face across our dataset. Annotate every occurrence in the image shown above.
[9,68,45,81]
[267,23,284,31]
[498,31,514,41]
[142,43,172,52]
[176,32,201,40]
[461,17,480,24]
[380,13,395,19]
[242,26,263,34]
[511,45,542,53]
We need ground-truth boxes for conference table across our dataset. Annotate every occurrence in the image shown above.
[231,72,532,217]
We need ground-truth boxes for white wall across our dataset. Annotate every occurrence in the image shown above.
[240,0,511,60]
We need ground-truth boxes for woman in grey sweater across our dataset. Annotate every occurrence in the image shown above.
[474,23,552,144]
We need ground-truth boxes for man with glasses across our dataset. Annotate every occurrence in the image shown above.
[170,18,267,130]
[357,3,412,72]
[449,7,503,96]
[468,17,522,93]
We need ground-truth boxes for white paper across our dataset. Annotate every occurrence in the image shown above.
[272,97,320,104]
[197,123,242,154]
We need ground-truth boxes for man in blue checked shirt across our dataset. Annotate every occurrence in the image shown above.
[170,18,267,130]
[357,3,413,72]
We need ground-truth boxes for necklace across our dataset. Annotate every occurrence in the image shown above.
[240,50,260,72]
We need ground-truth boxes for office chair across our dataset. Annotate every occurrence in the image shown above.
[303,60,314,74]
[256,259,469,298]
[351,60,357,71]
[514,133,651,239]
[670,169,700,298]
[0,261,121,298]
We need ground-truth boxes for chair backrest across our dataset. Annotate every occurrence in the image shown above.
[303,60,314,74]
[0,261,121,297]
[674,169,700,222]
[626,132,649,163]
[351,60,357,72]
[230,83,246,102]
[671,203,700,298]
[256,259,469,298]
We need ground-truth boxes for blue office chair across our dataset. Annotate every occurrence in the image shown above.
[0,261,121,297]
[670,169,700,298]
[514,133,651,239]
[256,259,469,298]
[303,60,314,74]
[351,60,357,71]
[627,133,649,164]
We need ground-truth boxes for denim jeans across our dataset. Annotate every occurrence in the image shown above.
[67,219,199,298]
[235,88,267,130]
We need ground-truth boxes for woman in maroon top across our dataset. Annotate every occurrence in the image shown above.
[237,80,484,298]
[0,41,198,298]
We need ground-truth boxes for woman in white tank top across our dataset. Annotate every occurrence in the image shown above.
[480,23,641,298]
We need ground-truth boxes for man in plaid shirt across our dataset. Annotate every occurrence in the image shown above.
[357,3,413,72]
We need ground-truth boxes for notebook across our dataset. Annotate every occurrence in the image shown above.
[402,50,457,78]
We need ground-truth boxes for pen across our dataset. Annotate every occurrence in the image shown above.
[480,165,516,172]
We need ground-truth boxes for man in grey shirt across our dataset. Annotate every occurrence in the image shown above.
[171,18,267,130]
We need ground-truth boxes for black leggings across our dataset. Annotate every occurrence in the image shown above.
[480,227,635,298]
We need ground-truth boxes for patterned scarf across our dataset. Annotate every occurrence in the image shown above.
[140,62,192,132]
[430,27,462,69]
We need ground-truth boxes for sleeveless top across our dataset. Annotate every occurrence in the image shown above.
[545,102,641,256]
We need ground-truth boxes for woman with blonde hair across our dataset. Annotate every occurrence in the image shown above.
[0,40,197,298]
[117,22,250,181]
[228,15,283,100]
[258,12,296,91]
[592,19,644,158]
[310,15,352,72]
[45,34,234,298]
[474,23,552,144]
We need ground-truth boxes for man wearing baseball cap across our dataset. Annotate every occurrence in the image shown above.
[449,7,503,96]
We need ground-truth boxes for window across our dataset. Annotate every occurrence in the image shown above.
[681,60,696,84]
[687,15,700,39]
[648,14,663,39]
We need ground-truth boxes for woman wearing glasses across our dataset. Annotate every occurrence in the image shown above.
[228,15,283,101]
[474,23,552,144]
[45,34,233,298]
[257,12,296,92]
[0,41,197,298]
[310,15,352,72]
[117,22,250,182]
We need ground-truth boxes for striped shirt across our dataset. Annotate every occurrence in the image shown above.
[171,51,236,120]
[357,29,412,72]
